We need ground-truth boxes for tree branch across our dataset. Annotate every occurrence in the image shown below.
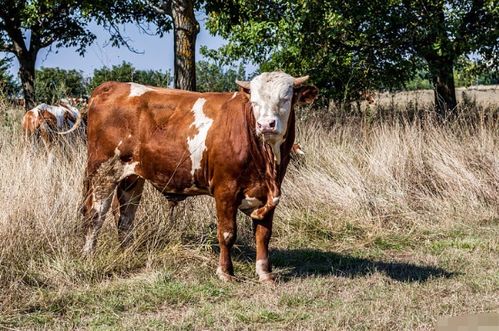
[145,0,172,16]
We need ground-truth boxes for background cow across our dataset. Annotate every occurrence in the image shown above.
[22,100,84,150]
[81,72,318,282]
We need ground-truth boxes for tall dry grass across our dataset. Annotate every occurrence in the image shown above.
[0,99,498,318]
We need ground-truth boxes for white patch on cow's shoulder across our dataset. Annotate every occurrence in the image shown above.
[129,82,155,97]
[239,196,263,210]
[119,161,139,180]
[187,98,212,176]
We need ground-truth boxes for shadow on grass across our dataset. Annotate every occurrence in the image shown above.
[268,248,454,283]
[230,246,454,283]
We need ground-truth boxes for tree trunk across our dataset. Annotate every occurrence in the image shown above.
[427,57,457,118]
[172,0,199,91]
[18,54,36,110]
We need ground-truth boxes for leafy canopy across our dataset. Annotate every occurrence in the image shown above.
[196,60,247,92]
[89,62,172,91]
[0,57,18,97]
[0,0,172,56]
[35,67,87,104]
[204,0,498,102]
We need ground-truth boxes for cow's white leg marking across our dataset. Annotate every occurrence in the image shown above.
[128,82,155,97]
[223,231,233,242]
[216,266,233,282]
[83,155,126,255]
[271,196,280,206]
[256,259,273,282]
[83,189,114,255]
[187,98,212,176]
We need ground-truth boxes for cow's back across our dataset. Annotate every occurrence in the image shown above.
[86,82,239,192]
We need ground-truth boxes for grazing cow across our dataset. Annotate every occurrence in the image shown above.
[80,72,318,282]
[21,100,83,150]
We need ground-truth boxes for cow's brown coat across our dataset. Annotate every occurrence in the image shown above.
[81,75,317,281]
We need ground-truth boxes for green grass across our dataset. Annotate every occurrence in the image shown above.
[1,220,497,330]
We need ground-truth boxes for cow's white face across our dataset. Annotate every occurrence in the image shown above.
[249,72,295,142]
[236,72,318,163]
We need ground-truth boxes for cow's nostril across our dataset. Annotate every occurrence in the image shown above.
[269,120,276,128]
[257,122,262,128]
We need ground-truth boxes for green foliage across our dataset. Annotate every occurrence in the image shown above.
[89,62,172,91]
[405,70,433,91]
[204,0,499,106]
[196,60,247,92]
[454,57,499,87]
[35,67,87,104]
[0,1,175,107]
[203,1,417,104]
[0,57,18,97]
[0,1,172,56]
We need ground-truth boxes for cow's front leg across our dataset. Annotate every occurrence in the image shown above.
[214,191,238,281]
[253,210,275,282]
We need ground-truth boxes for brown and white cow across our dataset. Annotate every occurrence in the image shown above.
[81,72,318,282]
[22,100,84,150]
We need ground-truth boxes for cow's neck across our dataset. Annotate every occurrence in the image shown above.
[239,101,295,219]
[268,139,283,165]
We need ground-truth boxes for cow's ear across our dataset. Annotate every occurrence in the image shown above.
[295,85,319,104]
[236,80,250,96]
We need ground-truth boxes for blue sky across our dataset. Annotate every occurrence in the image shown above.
[3,17,252,79]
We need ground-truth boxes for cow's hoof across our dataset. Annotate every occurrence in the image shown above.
[258,272,276,284]
[216,267,235,282]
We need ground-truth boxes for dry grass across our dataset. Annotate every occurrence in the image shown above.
[0,96,498,330]
[370,85,499,110]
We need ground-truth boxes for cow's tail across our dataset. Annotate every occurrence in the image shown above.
[56,107,83,135]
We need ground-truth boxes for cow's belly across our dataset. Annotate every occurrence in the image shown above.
[133,145,210,196]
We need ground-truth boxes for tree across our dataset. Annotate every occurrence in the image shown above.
[196,60,246,92]
[203,1,417,107]
[35,67,87,104]
[0,1,93,108]
[398,0,498,115]
[204,0,498,115]
[0,1,170,109]
[0,56,19,97]
[89,61,172,91]
[145,0,200,91]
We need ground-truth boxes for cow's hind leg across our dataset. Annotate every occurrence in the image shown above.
[214,190,238,281]
[81,156,128,255]
[112,175,145,248]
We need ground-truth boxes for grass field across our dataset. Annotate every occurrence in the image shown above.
[0,95,498,330]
